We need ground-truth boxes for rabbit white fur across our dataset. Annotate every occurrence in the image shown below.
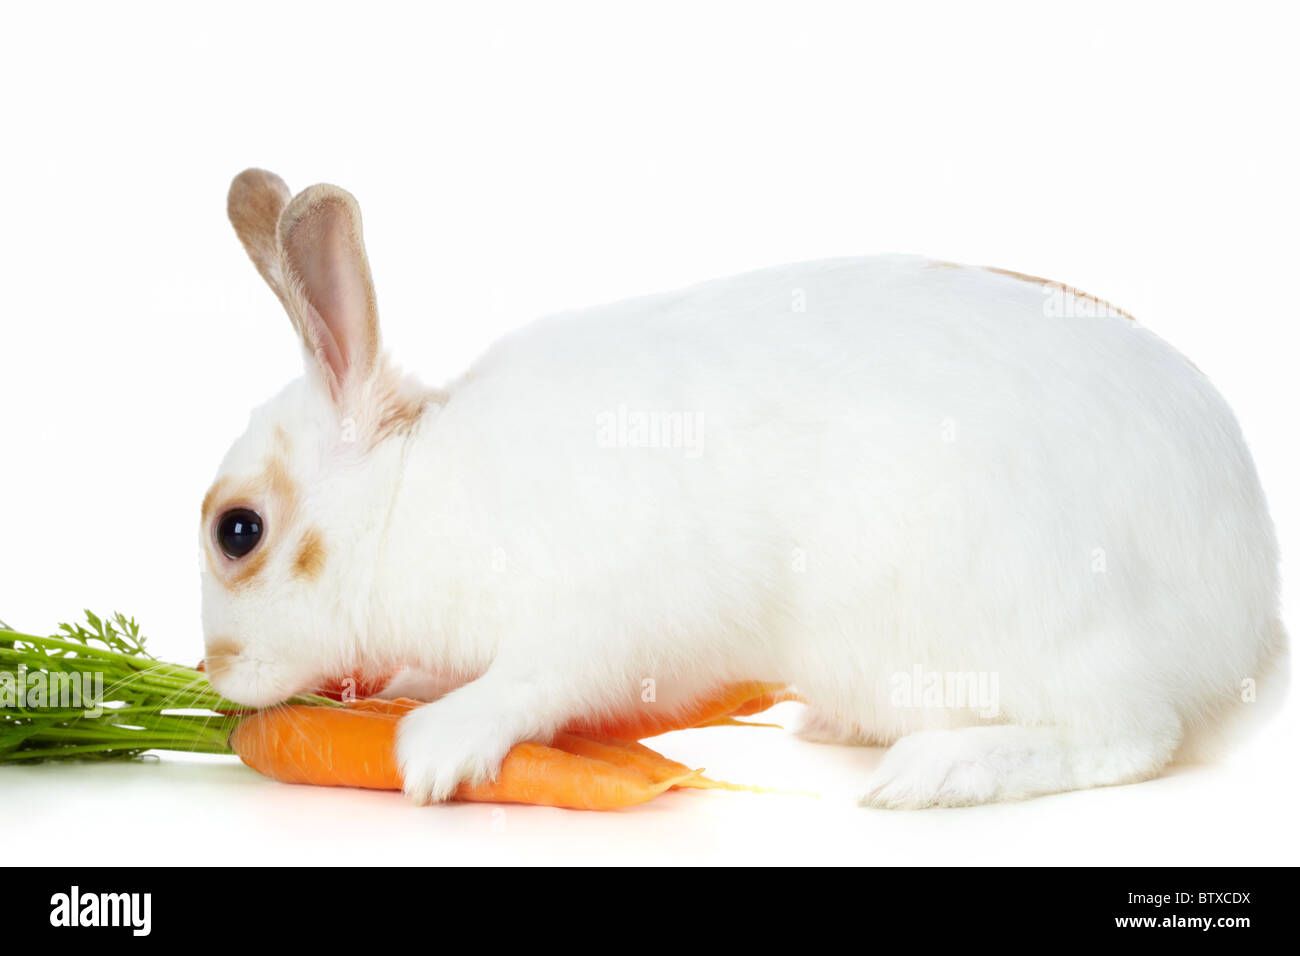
[202,169,1287,808]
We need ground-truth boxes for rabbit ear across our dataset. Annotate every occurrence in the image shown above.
[275,183,381,402]
[227,169,293,309]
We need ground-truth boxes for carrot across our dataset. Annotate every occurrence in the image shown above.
[343,697,423,716]
[688,687,804,729]
[234,683,801,806]
[691,715,782,729]
[549,731,767,793]
[229,705,692,810]
[727,687,805,717]
[231,707,403,789]
[551,732,697,784]
[457,743,690,810]
[569,680,792,739]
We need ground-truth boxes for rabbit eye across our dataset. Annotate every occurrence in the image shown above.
[216,509,264,559]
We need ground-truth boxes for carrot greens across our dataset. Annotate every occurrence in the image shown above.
[0,610,332,763]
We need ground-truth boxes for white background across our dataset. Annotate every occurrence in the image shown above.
[1,1,1296,865]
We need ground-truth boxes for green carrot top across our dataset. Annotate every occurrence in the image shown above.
[0,611,334,763]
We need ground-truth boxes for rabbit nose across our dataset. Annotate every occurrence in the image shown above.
[202,637,243,680]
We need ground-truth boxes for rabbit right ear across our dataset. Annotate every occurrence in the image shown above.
[227,168,293,310]
[274,183,381,403]
[227,169,381,403]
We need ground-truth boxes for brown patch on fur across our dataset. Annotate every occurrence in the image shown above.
[369,363,438,447]
[984,266,1136,321]
[292,528,327,580]
[925,259,1136,321]
[204,637,241,658]
[265,454,300,515]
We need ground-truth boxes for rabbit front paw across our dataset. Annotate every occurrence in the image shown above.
[395,697,520,804]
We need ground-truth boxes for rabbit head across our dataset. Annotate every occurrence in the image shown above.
[200,169,431,706]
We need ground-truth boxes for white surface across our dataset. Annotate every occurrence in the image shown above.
[3,703,1294,866]
[2,1,1298,864]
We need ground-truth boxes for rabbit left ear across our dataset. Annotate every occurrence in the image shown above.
[275,183,381,402]
[227,168,293,310]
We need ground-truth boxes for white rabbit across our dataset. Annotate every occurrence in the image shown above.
[201,168,1287,808]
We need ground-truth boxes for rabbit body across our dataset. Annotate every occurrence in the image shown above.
[204,171,1285,808]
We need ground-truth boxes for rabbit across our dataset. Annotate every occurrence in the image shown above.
[201,167,1287,808]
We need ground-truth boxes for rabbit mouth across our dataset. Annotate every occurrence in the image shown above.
[312,669,398,701]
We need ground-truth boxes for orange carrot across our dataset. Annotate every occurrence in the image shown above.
[231,707,404,789]
[727,687,805,717]
[343,696,423,716]
[569,680,791,739]
[691,715,783,729]
[549,731,764,792]
[229,705,691,810]
[551,732,697,784]
[456,743,690,810]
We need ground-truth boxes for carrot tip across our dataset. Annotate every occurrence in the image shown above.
[676,770,820,797]
[695,716,785,729]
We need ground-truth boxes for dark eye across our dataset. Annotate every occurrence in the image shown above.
[216,509,264,559]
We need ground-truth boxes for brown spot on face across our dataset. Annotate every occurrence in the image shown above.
[265,454,300,515]
[292,528,327,580]
[227,547,269,589]
[201,477,235,528]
